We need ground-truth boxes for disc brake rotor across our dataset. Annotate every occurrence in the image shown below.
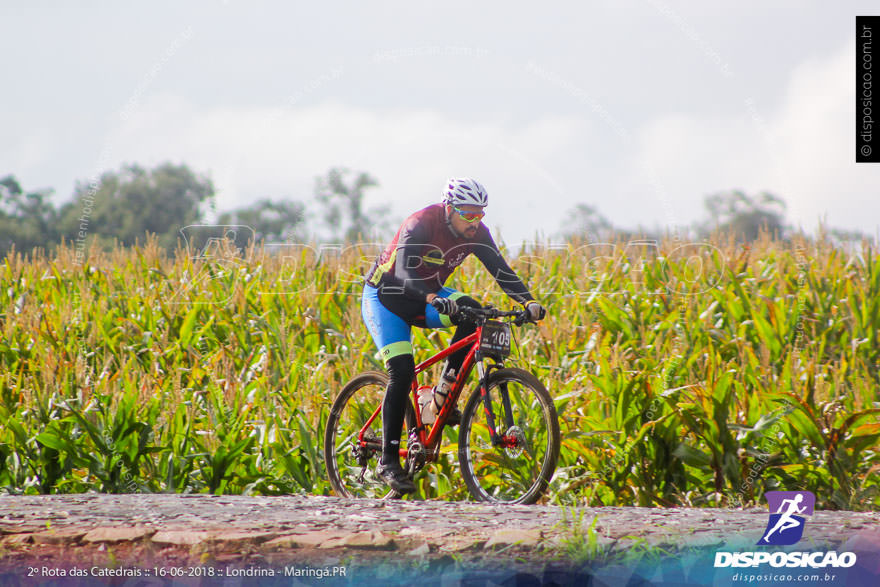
[504,426,526,458]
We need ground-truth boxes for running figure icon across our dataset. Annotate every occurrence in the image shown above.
[757,491,815,546]
[762,494,806,542]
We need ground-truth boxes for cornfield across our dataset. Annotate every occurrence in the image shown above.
[1,234,878,509]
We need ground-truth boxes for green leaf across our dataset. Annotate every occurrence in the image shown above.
[35,431,71,452]
[673,443,712,467]
[178,307,201,348]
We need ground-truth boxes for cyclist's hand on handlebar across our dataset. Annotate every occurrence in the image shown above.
[524,300,546,322]
[431,296,458,316]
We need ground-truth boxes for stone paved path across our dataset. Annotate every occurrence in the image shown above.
[1,494,878,584]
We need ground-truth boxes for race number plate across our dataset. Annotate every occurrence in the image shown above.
[479,320,511,359]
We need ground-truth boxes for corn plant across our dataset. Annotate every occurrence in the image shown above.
[0,234,877,508]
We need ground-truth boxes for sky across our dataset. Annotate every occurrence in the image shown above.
[3,1,879,245]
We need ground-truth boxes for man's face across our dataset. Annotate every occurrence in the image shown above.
[447,204,485,238]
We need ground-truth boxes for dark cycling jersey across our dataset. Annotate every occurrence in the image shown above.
[365,203,533,320]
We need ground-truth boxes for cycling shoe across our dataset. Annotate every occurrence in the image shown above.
[377,460,416,494]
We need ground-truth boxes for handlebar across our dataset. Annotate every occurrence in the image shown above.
[455,305,532,326]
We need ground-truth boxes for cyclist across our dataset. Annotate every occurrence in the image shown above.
[362,177,546,494]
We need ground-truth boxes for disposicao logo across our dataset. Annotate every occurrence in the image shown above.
[714,490,858,570]
[757,490,815,546]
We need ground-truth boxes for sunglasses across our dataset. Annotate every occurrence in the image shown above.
[452,205,485,223]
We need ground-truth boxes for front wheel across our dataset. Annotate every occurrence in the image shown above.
[324,371,415,498]
[458,368,560,504]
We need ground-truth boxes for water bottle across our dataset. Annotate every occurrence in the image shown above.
[417,385,436,424]
[430,369,457,418]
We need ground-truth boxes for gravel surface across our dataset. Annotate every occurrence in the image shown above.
[1,494,878,584]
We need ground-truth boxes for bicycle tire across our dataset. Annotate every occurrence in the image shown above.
[324,371,416,499]
[458,368,560,504]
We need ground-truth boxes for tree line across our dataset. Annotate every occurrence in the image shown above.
[0,164,391,258]
[559,191,872,245]
[1,161,870,260]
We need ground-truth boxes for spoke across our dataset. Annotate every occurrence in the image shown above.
[325,375,396,499]
[459,371,558,504]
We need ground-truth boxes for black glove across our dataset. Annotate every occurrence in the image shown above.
[431,296,458,316]
[524,300,546,322]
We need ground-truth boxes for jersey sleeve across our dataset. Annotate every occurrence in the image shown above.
[472,229,535,304]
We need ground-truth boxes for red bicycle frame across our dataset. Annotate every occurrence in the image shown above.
[357,309,524,461]
[409,328,482,452]
[354,327,483,458]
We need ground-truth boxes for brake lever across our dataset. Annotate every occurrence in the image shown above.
[455,305,480,324]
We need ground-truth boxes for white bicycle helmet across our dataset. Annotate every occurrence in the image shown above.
[442,178,488,207]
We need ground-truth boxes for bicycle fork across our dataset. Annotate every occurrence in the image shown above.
[475,357,517,448]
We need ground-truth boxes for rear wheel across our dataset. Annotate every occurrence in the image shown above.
[458,368,560,504]
[324,371,415,498]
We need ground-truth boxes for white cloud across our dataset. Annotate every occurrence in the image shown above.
[104,96,590,243]
[626,113,770,228]
[767,39,878,234]
[81,37,880,245]
[2,125,57,186]
[628,39,880,236]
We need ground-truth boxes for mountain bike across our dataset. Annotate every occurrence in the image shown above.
[323,306,560,504]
